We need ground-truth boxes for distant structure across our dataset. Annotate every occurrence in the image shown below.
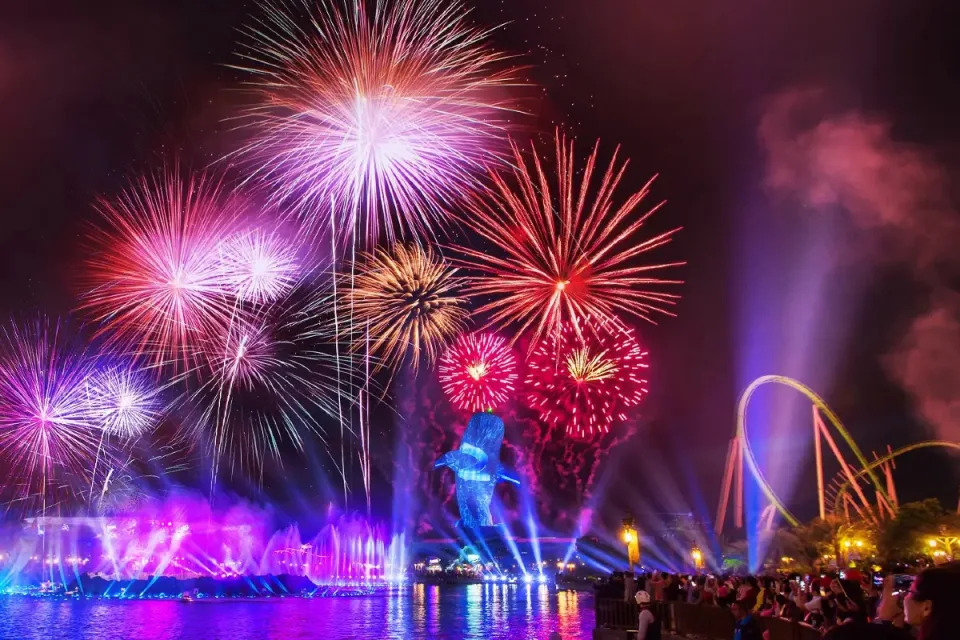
[435,412,519,529]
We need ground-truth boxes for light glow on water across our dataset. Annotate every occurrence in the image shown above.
[0,586,595,640]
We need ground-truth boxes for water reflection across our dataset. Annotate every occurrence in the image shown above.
[1,586,594,640]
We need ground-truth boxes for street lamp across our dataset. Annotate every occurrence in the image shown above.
[621,517,640,572]
[691,546,703,572]
[926,532,959,563]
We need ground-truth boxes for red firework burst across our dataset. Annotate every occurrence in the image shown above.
[452,132,684,347]
[79,169,237,371]
[438,332,518,412]
[525,318,648,438]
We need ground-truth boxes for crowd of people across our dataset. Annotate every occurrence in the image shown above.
[616,563,960,640]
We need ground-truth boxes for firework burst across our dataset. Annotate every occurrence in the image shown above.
[232,0,523,244]
[187,281,349,480]
[347,244,468,373]
[452,133,684,347]
[0,318,105,511]
[217,228,300,304]
[439,332,517,412]
[80,169,237,372]
[525,317,648,438]
[87,365,164,441]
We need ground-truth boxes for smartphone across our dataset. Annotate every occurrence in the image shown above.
[892,574,915,595]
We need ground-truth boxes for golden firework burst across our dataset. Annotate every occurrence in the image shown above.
[346,244,468,372]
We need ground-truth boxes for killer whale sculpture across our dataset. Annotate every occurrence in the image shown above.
[435,412,519,528]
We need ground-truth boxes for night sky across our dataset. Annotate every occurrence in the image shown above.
[1,0,958,532]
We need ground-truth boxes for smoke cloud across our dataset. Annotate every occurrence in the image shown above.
[759,87,960,444]
[884,293,960,444]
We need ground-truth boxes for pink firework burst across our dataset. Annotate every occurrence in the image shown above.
[232,0,523,244]
[80,169,237,372]
[438,332,518,412]
[0,318,105,510]
[217,228,299,304]
[525,318,648,439]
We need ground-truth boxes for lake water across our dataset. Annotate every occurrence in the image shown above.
[0,584,594,640]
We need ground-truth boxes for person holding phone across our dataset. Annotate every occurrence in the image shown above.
[902,565,960,640]
[818,574,912,640]
[828,577,866,623]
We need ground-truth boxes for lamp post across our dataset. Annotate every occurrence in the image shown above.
[927,531,959,563]
[622,517,640,572]
[621,517,640,602]
[691,546,703,573]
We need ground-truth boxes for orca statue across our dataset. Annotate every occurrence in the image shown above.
[435,412,520,528]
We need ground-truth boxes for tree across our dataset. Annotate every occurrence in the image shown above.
[782,517,878,570]
[877,499,960,563]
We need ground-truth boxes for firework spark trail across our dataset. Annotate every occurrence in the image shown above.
[0,318,106,513]
[231,0,523,245]
[186,280,352,484]
[80,169,238,373]
[359,325,373,515]
[345,243,469,375]
[451,132,685,348]
[329,200,349,506]
[438,332,518,412]
[525,316,649,439]
[85,363,166,504]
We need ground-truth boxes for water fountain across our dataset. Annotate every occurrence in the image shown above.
[0,501,407,596]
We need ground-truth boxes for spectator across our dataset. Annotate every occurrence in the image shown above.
[685,576,699,603]
[718,578,735,606]
[828,578,865,624]
[698,577,717,605]
[874,575,906,629]
[738,576,760,610]
[903,564,960,640]
[731,599,763,640]
[634,590,661,640]
[665,574,683,602]
[649,571,665,602]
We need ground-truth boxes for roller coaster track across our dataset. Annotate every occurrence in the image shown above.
[716,375,900,532]
[827,440,960,517]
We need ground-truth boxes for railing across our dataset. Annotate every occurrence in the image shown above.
[595,600,824,640]
[671,602,734,637]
